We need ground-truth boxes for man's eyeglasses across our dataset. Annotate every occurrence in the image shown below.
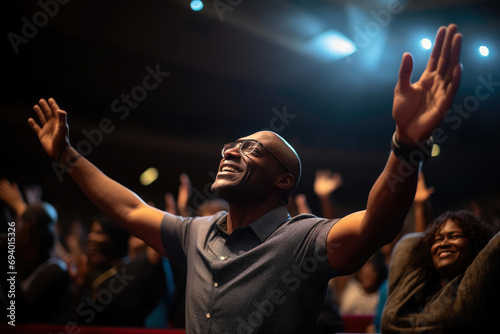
[221,139,290,173]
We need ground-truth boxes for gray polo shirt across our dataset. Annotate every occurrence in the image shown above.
[161,205,340,334]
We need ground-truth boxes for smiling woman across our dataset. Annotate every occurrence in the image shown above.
[381,210,499,333]
[430,219,472,284]
[422,211,493,285]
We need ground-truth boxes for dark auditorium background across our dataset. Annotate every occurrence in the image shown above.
[1,0,499,228]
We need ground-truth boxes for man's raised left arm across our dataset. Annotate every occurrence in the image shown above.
[326,24,462,274]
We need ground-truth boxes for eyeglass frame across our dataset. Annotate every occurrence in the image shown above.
[221,139,291,174]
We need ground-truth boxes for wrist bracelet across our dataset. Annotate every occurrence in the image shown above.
[391,132,434,166]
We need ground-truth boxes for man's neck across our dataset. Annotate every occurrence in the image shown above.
[226,199,282,234]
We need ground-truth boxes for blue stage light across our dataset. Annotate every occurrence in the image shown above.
[421,38,432,50]
[304,30,357,61]
[479,46,489,57]
[190,0,203,11]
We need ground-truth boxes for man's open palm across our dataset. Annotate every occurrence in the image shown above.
[393,24,462,145]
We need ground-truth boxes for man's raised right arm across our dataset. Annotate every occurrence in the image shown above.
[28,98,166,256]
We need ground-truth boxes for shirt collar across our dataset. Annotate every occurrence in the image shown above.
[248,206,291,242]
[215,206,291,243]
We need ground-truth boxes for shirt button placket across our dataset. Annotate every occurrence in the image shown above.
[207,254,226,327]
[213,256,224,290]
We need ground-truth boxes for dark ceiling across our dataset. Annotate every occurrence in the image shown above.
[1,0,499,225]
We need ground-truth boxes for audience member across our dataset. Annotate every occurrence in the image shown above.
[316,284,345,334]
[0,209,72,323]
[72,215,167,327]
[128,234,175,328]
[338,250,387,315]
[382,210,499,333]
[0,179,73,324]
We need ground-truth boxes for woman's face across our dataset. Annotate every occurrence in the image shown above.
[431,219,473,282]
[87,221,113,257]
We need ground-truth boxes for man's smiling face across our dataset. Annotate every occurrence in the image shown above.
[211,132,286,202]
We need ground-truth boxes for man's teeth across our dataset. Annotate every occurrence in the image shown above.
[222,166,238,172]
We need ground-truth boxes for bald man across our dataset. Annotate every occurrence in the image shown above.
[29,24,462,333]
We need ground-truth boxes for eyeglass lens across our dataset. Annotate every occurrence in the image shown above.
[221,141,258,157]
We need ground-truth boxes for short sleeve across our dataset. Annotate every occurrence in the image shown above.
[314,218,343,278]
[287,215,341,279]
[160,212,225,265]
[160,213,194,264]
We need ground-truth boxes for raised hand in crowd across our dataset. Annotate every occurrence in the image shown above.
[0,178,27,218]
[413,172,435,232]
[314,170,343,219]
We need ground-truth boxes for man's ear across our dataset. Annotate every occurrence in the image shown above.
[275,173,294,190]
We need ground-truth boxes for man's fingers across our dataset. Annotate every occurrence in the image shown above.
[57,109,68,126]
[28,117,42,135]
[445,33,462,80]
[32,105,47,125]
[39,98,54,119]
[436,24,458,75]
[48,97,61,111]
[397,52,414,92]
[446,63,462,101]
[426,26,446,72]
